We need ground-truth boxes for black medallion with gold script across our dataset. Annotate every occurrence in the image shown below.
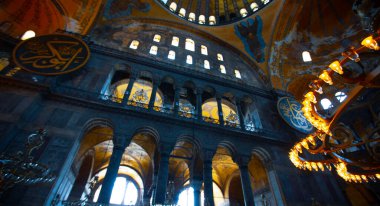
[13,34,90,75]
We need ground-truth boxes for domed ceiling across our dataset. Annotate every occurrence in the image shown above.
[156,0,273,25]
[0,0,371,94]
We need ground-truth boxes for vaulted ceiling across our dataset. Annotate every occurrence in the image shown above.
[0,0,368,93]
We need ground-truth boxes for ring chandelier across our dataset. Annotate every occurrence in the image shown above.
[289,32,380,183]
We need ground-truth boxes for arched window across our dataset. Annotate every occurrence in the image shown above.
[320,98,333,110]
[234,69,241,78]
[199,15,206,24]
[217,53,224,61]
[262,0,269,4]
[93,177,140,205]
[240,8,248,17]
[185,38,195,51]
[209,16,216,25]
[201,45,208,55]
[21,30,36,40]
[177,183,226,206]
[188,13,196,22]
[149,45,158,55]
[172,36,179,47]
[186,55,193,64]
[302,51,312,62]
[250,3,259,11]
[179,8,186,17]
[335,91,347,103]
[169,2,177,11]
[161,0,168,4]
[153,34,161,42]
[129,40,139,49]
[220,65,226,74]
[204,60,210,69]
[168,50,176,60]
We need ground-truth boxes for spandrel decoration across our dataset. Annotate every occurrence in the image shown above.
[13,34,90,75]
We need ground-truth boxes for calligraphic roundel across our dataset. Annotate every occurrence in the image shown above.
[277,97,313,134]
[13,34,90,75]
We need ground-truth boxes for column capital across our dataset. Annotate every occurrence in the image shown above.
[129,72,138,80]
[191,178,203,191]
[159,142,174,156]
[112,135,131,149]
[234,155,251,168]
[215,93,223,100]
[196,87,203,95]
[152,76,161,85]
[202,149,215,163]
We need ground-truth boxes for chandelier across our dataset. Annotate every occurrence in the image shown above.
[289,32,380,183]
[0,129,55,196]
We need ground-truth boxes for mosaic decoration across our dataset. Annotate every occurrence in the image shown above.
[13,34,90,75]
[104,0,151,19]
[235,16,266,63]
[277,97,313,134]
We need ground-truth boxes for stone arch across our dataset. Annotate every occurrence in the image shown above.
[218,141,238,160]
[251,147,272,165]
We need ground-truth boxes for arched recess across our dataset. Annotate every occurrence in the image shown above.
[168,136,200,203]
[60,122,114,202]
[240,95,262,131]
[211,144,240,205]
[178,81,197,118]
[251,147,285,206]
[154,76,175,113]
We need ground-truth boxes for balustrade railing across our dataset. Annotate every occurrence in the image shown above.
[52,84,262,133]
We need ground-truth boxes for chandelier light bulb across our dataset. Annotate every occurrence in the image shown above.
[361,36,379,50]
[318,70,333,85]
[329,61,343,75]
[342,47,360,62]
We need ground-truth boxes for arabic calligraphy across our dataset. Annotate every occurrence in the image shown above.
[277,97,313,134]
[13,34,90,75]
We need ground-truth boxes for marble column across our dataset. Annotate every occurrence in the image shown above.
[203,150,215,206]
[192,178,203,206]
[122,75,137,104]
[196,88,203,120]
[97,140,129,204]
[216,95,224,125]
[238,156,255,206]
[153,146,172,204]
[173,87,181,114]
[148,79,160,109]
[236,100,246,130]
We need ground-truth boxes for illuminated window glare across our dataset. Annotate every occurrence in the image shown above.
[201,45,208,55]
[302,51,312,62]
[172,36,179,47]
[149,46,158,55]
[250,3,259,11]
[185,38,195,51]
[161,0,168,4]
[153,34,161,42]
[262,0,270,4]
[204,60,210,69]
[209,16,216,25]
[320,98,333,110]
[240,8,248,17]
[335,91,347,103]
[186,55,193,64]
[235,70,241,78]
[199,15,206,24]
[179,8,186,17]
[93,177,138,205]
[21,30,36,40]
[217,53,224,61]
[129,40,139,50]
[169,2,177,12]
[220,65,226,74]
[168,50,176,60]
[189,13,196,22]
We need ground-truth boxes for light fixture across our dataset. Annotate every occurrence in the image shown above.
[328,60,343,74]
[318,70,333,85]
[21,30,36,40]
[361,36,379,50]
[290,31,380,183]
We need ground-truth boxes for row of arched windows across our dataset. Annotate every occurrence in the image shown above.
[128,36,243,79]
[162,0,271,25]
